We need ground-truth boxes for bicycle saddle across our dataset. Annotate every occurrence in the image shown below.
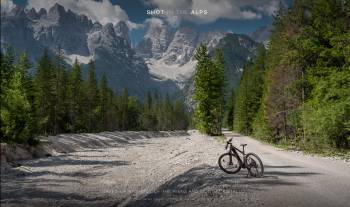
[240,144,247,147]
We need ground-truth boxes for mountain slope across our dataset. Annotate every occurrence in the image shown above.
[182,33,263,106]
[0,4,177,98]
[1,3,263,101]
[250,25,271,47]
[136,25,226,88]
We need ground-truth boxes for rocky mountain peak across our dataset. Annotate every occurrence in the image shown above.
[38,8,47,17]
[136,21,172,59]
[91,22,102,33]
[102,23,116,37]
[162,26,198,65]
[27,8,39,19]
[9,5,26,17]
[48,3,66,16]
[114,21,130,44]
[197,30,226,50]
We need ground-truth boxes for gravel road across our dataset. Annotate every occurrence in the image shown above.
[1,130,349,207]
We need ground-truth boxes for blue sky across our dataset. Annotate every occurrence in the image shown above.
[113,0,281,44]
[10,0,292,44]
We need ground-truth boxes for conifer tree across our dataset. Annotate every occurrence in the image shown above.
[120,88,129,130]
[16,53,37,140]
[211,49,226,135]
[99,75,110,131]
[194,44,226,135]
[194,44,214,134]
[67,58,86,132]
[225,88,235,130]
[35,49,55,135]
[173,100,189,130]
[86,60,100,132]
[52,47,69,134]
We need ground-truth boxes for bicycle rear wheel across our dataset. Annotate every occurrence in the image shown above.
[218,153,242,174]
[245,153,264,177]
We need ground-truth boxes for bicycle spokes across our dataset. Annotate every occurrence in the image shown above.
[246,156,263,177]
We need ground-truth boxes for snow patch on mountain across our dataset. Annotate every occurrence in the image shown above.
[147,58,197,88]
[66,54,92,65]
[137,24,226,87]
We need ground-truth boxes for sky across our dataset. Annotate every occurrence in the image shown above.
[4,0,292,44]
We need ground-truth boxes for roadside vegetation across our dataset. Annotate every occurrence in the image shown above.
[226,0,350,155]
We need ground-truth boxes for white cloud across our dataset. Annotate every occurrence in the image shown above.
[1,0,16,13]
[256,0,280,15]
[145,17,166,27]
[126,20,144,30]
[144,0,280,24]
[26,0,141,29]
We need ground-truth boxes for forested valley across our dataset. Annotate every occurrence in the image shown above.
[0,48,189,145]
[1,0,349,156]
[226,0,349,153]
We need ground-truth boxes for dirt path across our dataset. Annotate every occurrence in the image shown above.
[1,130,350,207]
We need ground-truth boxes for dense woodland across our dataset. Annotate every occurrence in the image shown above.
[0,48,189,145]
[228,0,350,151]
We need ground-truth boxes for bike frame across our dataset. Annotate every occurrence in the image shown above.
[228,144,248,168]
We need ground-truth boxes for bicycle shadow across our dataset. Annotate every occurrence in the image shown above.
[123,164,319,207]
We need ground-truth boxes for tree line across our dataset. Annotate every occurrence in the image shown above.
[0,48,189,145]
[228,0,349,151]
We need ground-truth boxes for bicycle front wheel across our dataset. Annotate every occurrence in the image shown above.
[218,153,242,174]
[245,153,264,177]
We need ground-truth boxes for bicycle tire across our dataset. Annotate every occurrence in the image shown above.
[245,153,264,177]
[218,152,242,174]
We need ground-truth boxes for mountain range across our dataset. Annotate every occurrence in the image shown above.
[1,3,267,100]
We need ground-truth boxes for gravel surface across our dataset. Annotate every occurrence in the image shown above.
[1,130,349,207]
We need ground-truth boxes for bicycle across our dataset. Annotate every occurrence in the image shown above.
[218,138,264,177]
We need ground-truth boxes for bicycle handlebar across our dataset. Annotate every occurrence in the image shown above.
[225,138,233,149]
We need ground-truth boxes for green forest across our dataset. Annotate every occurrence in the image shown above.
[227,0,349,153]
[0,48,189,145]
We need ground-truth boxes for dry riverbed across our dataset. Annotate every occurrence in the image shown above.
[1,130,350,207]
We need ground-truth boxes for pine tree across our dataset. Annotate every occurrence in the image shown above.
[99,75,111,131]
[0,47,16,94]
[35,49,55,135]
[125,96,140,130]
[140,92,158,130]
[194,44,214,134]
[16,53,37,141]
[67,58,86,132]
[173,100,189,130]
[86,60,100,132]
[211,49,226,135]
[225,88,235,130]
[159,94,174,130]
[53,47,69,134]
[120,88,129,130]
[193,44,226,135]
